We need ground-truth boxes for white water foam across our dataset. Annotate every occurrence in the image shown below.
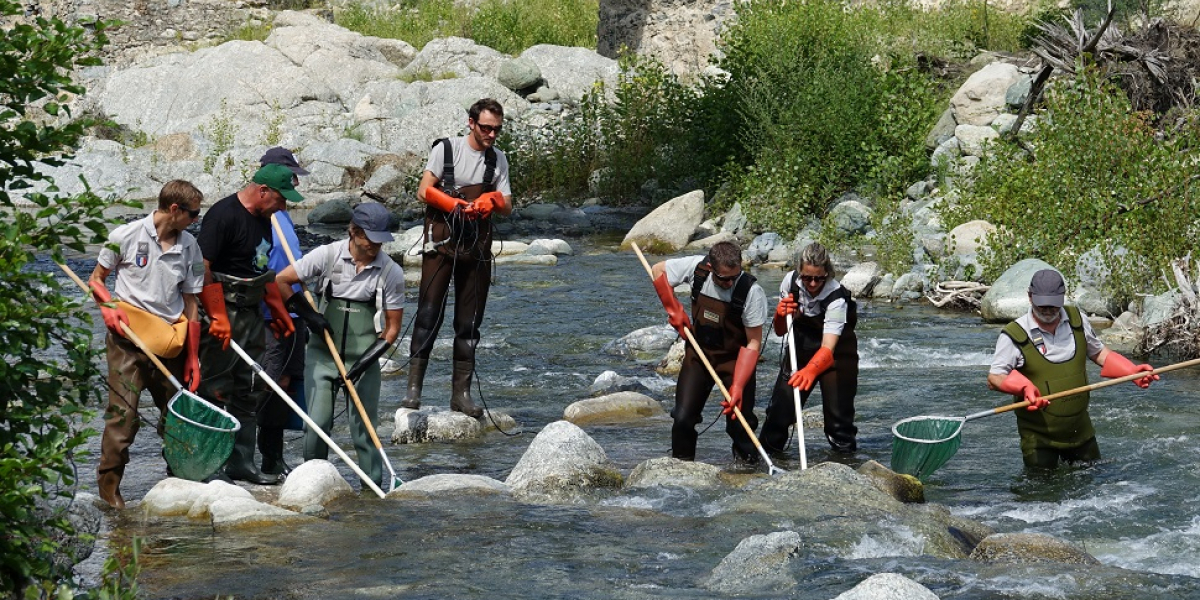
[857,338,993,369]
[1093,515,1200,577]
[998,481,1156,525]
[844,527,925,559]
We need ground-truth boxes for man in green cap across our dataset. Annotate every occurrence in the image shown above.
[196,163,301,484]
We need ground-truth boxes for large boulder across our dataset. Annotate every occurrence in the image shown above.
[519,45,619,103]
[950,61,1023,126]
[620,190,705,253]
[563,391,666,425]
[210,497,313,530]
[701,531,803,594]
[504,420,624,502]
[970,532,1101,565]
[946,219,996,281]
[980,259,1055,323]
[388,474,511,498]
[276,459,355,510]
[393,408,519,443]
[625,456,732,490]
[597,0,728,76]
[832,573,940,600]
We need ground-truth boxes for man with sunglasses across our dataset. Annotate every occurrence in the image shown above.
[195,164,302,484]
[761,242,859,455]
[402,98,513,418]
[987,268,1157,469]
[88,180,206,508]
[650,241,768,463]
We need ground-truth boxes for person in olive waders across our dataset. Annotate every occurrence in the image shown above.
[988,268,1158,469]
[400,98,513,418]
[760,242,860,455]
[650,240,768,462]
[195,164,301,485]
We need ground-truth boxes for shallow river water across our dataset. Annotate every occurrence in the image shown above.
[59,235,1200,599]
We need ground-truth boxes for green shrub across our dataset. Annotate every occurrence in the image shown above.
[943,67,1198,302]
[336,0,470,49]
[500,106,599,200]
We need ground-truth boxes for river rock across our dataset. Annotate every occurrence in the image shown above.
[841,262,882,298]
[496,254,557,266]
[603,325,677,358]
[399,36,505,80]
[388,474,511,498]
[701,531,802,594]
[277,459,354,510]
[307,198,354,224]
[41,493,103,572]
[856,460,924,504]
[504,420,623,502]
[1141,289,1180,328]
[393,408,481,443]
[526,238,573,255]
[946,219,995,281]
[620,190,705,253]
[657,338,685,375]
[588,370,655,396]
[955,123,1000,157]
[833,572,939,600]
[980,258,1055,323]
[829,199,873,236]
[518,45,619,104]
[186,480,257,519]
[969,532,1101,565]
[143,478,250,517]
[950,61,1022,126]
[684,231,738,253]
[563,391,665,425]
[210,496,313,529]
[493,240,530,256]
[497,56,542,91]
[625,456,730,490]
[925,107,958,150]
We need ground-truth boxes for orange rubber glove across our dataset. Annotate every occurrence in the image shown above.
[773,294,798,337]
[424,185,468,214]
[788,346,834,392]
[1100,352,1158,389]
[262,283,295,340]
[183,320,202,392]
[998,369,1047,411]
[198,283,232,350]
[88,280,129,337]
[466,191,507,219]
[653,273,691,337]
[722,346,759,416]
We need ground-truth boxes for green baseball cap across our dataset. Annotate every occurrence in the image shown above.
[252,163,303,203]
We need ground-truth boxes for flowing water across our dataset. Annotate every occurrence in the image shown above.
[57,234,1200,599]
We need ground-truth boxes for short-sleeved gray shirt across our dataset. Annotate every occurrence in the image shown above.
[779,271,849,336]
[663,256,768,329]
[424,136,512,197]
[292,241,405,309]
[97,213,205,321]
[989,308,1104,376]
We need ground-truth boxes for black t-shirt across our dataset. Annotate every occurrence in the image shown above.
[197,194,272,278]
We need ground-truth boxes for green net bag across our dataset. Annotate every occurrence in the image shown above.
[890,416,965,481]
[164,391,240,481]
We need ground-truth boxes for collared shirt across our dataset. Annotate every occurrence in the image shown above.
[292,240,405,308]
[989,308,1104,376]
[779,271,849,336]
[97,213,204,321]
[663,256,769,329]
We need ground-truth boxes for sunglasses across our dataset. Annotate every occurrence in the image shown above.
[800,275,828,284]
[713,272,739,283]
[178,204,201,218]
[475,122,503,135]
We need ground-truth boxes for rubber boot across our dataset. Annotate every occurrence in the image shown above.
[225,414,280,485]
[449,360,483,418]
[258,425,289,476]
[401,358,428,410]
[98,469,125,510]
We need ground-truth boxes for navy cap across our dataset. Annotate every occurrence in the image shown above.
[1029,269,1066,307]
[352,203,394,243]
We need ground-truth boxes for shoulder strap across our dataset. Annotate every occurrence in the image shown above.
[316,244,340,305]
[691,258,712,305]
[435,138,454,189]
[1065,305,1083,330]
[483,147,496,188]
[1003,320,1030,346]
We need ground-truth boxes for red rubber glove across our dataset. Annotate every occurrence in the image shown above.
[998,369,1047,411]
[424,185,468,214]
[722,347,758,416]
[788,346,834,392]
[183,320,202,392]
[88,280,129,337]
[466,191,507,219]
[198,283,232,350]
[653,273,691,337]
[262,283,295,340]
[1100,352,1158,389]
[773,294,798,336]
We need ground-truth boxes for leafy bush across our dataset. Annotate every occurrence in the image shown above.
[942,67,1198,302]
[500,107,599,200]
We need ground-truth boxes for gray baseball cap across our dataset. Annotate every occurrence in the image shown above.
[1029,269,1065,307]
[351,202,394,243]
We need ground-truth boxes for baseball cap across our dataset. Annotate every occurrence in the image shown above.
[252,164,304,203]
[351,202,394,243]
[1029,269,1066,307]
[259,146,310,176]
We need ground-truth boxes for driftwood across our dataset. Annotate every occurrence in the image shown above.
[926,281,991,309]
[1138,253,1200,358]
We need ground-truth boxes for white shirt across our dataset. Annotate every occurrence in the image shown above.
[97,213,204,321]
[779,270,849,336]
[989,308,1104,376]
[663,256,768,329]
[293,240,405,309]
[424,136,512,197]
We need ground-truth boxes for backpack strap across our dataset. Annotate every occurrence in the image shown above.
[435,138,454,189]
[483,146,496,189]
[690,256,755,322]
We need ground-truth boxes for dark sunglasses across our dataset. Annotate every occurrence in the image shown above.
[713,272,739,283]
[178,204,201,218]
[800,275,828,284]
[475,122,503,135]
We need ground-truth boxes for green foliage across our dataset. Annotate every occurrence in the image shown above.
[943,67,1198,302]
[500,106,599,200]
[200,99,236,174]
[94,538,141,600]
[0,2,129,596]
[224,19,273,43]
[335,0,596,53]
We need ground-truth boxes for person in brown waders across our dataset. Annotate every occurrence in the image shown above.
[90,180,206,508]
[760,242,860,455]
[401,98,513,418]
[650,241,769,462]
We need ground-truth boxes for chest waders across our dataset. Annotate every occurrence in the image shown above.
[196,270,279,484]
[302,294,385,485]
[403,138,496,418]
[671,264,759,461]
[1003,305,1098,467]
[761,284,860,454]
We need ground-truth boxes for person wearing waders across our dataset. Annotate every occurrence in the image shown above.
[257,147,311,477]
[987,268,1158,468]
[274,202,404,487]
[90,180,206,508]
[760,242,860,454]
[650,241,768,462]
[400,98,513,418]
[196,164,299,485]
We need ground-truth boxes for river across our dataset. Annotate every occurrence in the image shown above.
[61,234,1200,599]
